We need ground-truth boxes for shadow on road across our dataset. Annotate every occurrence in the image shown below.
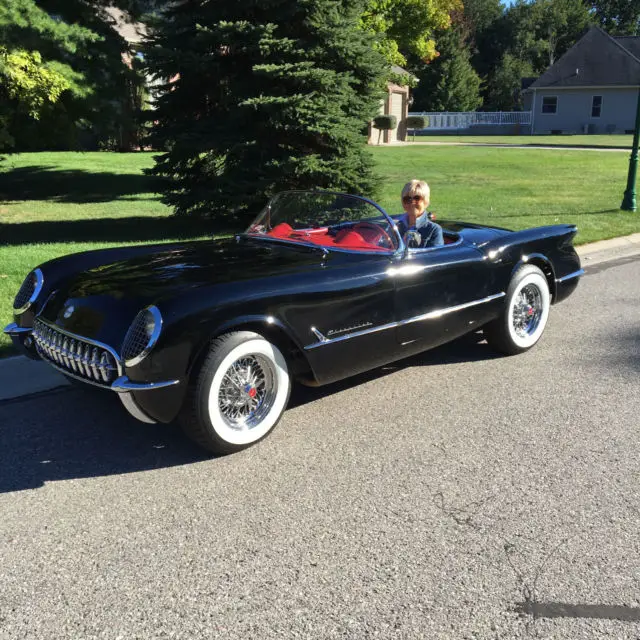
[289,331,499,409]
[0,334,499,494]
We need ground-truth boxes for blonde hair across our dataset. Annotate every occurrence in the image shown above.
[401,180,430,204]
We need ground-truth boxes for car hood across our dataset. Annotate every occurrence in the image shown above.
[38,237,324,343]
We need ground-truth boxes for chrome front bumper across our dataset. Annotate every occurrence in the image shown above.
[3,322,179,393]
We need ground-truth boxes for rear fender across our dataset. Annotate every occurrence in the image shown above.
[482,224,580,302]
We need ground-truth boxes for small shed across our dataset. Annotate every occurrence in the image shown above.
[368,65,416,144]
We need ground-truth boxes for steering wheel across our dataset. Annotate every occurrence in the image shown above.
[352,221,396,250]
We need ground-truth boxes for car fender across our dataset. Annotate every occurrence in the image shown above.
[186,312,316,384]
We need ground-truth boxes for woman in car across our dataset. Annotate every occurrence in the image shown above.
[396,180,444,248]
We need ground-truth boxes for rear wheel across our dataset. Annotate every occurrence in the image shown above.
[484,264,550,355]
[179,331,291,454]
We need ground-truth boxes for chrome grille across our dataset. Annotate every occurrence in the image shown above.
[122,313,150,362]
[32,319,119,385]
[14,273,36,310]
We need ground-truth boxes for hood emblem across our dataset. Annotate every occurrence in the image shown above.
[63,304,75,319]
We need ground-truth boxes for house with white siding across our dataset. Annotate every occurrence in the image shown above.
[523,27,640,135]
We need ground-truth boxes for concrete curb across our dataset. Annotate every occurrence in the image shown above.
[2,235,640,401]
[0,354,69,401]
[576,233,640,255]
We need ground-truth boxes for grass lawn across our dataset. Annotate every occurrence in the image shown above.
[2,147,639,357]
[409,134,633,148]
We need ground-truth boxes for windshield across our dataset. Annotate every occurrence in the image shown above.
[245,191,400,253]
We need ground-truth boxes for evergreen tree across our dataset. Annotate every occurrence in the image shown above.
[485,52,533,110]
[478,0,592,110]
[411,21,482,112]
[461,0,506,82]
[145,0,387,219]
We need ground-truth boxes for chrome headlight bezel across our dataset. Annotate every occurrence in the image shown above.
[13,268,44,314]
[122,305,163,367]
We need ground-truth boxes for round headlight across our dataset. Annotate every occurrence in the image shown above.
[122,306,163,366]
[13,268,44,313]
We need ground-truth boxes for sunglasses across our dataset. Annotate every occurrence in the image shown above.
[402,195,423,204]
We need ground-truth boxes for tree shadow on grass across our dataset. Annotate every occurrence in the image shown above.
[483,209,620,221]
[0,165,165,204]
[0,216,236,246]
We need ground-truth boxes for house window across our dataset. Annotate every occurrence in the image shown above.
[542,96,558,114]
[591,95,603,118]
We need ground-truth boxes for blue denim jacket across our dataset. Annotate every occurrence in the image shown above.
[396,213,444,248]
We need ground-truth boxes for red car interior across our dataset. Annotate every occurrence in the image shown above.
[265,222,392,251]
[263,222,457,251]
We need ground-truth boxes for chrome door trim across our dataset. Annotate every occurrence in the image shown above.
[397,292,505,326]
[304,292,505,350]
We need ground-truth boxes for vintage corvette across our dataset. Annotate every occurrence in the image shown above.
[4,190,583,454]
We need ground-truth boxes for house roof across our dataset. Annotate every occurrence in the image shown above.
[616,36,640,60]
[105,6,147,45]
[391,64,418,82]
[528,26,640,89]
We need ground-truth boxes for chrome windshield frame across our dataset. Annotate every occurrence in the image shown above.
[243,190,406,257]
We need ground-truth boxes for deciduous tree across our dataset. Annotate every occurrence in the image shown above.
[361,0,461,65]
[0,0,146,151]
[590,0,640,35]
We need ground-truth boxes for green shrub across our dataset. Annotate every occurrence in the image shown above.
[406,115,428,129]
[373,114,397,131]
[405,115,429,141]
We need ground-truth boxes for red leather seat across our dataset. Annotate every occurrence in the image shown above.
[334,229,368,248]
[269,222,294,238]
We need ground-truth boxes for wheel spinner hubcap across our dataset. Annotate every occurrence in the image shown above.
[512,284,543,339]
[218,354,277,430]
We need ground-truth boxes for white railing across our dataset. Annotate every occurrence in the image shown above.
[409,111,532,129]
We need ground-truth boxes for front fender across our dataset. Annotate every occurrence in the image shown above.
[127,309,315,424]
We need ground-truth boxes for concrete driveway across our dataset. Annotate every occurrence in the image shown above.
[0,255,639,639]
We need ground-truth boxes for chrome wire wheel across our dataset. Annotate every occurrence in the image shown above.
[218,354,278,430]
[511,284,543,339]
[190,334,291,451]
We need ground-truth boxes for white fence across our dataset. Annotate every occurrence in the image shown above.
[409,111,532,130]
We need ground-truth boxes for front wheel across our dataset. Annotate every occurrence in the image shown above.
[484,264,551,355]
[179,331,291,454]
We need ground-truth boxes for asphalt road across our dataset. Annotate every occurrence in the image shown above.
[1,255,639,640]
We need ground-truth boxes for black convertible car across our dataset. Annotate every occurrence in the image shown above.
[4,191,583,453]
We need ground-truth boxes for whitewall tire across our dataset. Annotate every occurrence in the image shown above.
[485,264,551,355]
[179,331,291,454]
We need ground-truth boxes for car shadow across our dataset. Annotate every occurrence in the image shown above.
[289,331,499,409]
[0,388,209,494]
[0,333,499,494]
